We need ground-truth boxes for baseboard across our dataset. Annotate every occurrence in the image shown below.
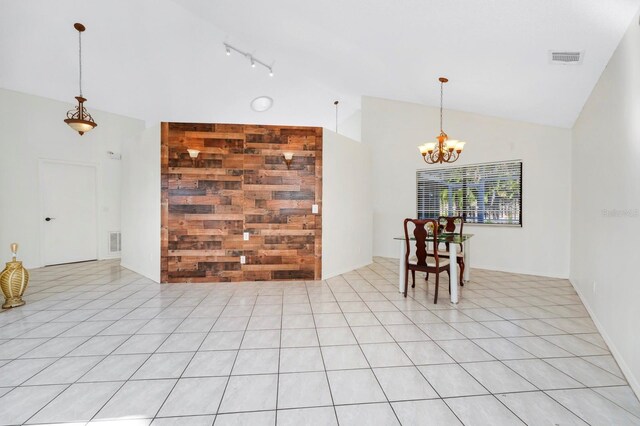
[467,263,569,279]
[99,255,121,261]
[569,278,640,399]
[377,253,569,280]
[322,260,373,280]
[119,262,160,283]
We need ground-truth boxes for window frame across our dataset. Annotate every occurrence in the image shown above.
[416,160,523,227]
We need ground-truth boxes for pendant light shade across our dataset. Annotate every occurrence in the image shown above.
[64,23,97,135]
[64,96,97,135]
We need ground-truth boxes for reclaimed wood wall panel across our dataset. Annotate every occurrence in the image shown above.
[161,122,322,283]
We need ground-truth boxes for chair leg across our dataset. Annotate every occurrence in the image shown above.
[459,260,465,287]
[434,273,439,304]
[404,267,409,297]
[424,271,429,281]
[411,270,416,288]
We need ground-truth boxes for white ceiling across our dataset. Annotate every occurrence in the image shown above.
[1,0,639,129]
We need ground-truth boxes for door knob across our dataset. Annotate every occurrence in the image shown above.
[45,217,55,222]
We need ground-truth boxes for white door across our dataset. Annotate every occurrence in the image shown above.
[41,161,98,265]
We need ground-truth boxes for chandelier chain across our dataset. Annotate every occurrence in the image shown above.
[440,80,443,133]
[78,28,82,97]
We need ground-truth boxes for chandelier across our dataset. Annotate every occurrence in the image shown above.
[64,23,97,136]
[418,77,465,164]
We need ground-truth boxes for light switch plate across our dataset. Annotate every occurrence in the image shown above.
[243,232,250,241]
[312,204,319,214]
[240,255,246,264]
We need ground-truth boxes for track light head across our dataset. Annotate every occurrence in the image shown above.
[223,43,272,76]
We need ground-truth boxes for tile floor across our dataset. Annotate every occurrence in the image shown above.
[0,258,639,425]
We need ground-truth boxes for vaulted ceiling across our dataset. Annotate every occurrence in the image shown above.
[1,0,639,130]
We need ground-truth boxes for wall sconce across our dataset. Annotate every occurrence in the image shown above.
[283,152,294,169]
[187,149,200,166]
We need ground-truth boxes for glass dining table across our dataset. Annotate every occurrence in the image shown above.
[394,233,473,304]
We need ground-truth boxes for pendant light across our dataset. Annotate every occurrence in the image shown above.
[418,77,465,164]
[64,23,97,135]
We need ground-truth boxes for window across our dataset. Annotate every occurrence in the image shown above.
[417,161,522,226]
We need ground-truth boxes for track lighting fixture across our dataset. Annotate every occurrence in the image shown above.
[223,43,274,77]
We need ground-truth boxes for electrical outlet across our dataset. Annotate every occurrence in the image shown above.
[312,204,319,214]
[240,255,246,264]
[243,232,250,241]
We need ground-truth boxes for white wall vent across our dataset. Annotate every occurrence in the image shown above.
[109,232,121,253]
[550,51,584,65]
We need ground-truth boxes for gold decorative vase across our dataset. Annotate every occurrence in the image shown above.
[0,243,29,309]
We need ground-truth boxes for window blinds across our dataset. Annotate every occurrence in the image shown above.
[417,161,522,226]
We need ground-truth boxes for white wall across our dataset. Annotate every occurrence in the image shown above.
[571,11,640,396]
[338,110,362,142]
[322,129,372,278]
[363,96,572,278]
[119,126,370,283]
[0,88,144,268]
[120,125,161,282]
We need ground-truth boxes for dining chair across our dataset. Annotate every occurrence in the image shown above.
[403,218,450,304]
[437,216,465,287]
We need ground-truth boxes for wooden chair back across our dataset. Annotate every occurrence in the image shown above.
[403,218,440,266]
[438,216,464,235]
[438,216,464,251]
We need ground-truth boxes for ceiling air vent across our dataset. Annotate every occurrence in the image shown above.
[550,51,584,65]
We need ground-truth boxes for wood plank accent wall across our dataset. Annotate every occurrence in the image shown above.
[161,122,322,283]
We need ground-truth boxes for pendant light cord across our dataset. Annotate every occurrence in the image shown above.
[78,29,83,97]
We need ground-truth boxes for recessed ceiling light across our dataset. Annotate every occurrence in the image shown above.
[250,96,273,112]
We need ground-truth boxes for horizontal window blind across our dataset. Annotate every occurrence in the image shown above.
[417,161,522,226]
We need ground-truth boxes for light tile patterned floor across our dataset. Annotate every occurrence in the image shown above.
[0,257,639,425]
